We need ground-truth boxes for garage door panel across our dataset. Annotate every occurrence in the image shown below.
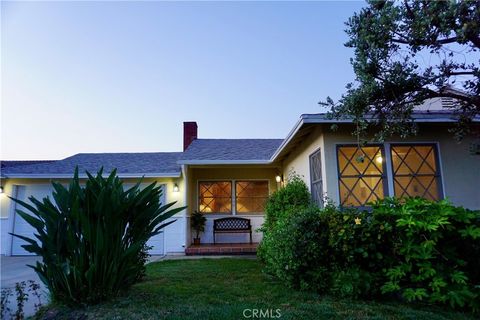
[12,185,53,256]
[124,183,166,256]
[11,183,167,256]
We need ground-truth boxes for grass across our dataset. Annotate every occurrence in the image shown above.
[35,258,475,320]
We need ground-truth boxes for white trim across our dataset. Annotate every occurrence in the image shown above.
[3,173,181,179]
[384,143,395,197]
[436,142,447,199]
[177,160,272,165]
[8,185,20,256]
[270,113,479,164]
[269,117,305,161]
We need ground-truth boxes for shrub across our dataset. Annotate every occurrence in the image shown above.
[260,194,480,311]
[372,197,480,310]
[261,173,311,233]
[259,206,331,291]
[257,174,312,267]
[10,168,185,305]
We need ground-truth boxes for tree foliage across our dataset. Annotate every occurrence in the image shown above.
[322,0,480,141]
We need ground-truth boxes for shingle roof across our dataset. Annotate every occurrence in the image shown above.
[179,139,283,163]
[2,153,182,178]
[300,110,480,123]
[1,160,55,169]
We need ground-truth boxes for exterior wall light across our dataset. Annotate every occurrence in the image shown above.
[173,183,179,193]
[275,175,283,183]
[375,155,383,164]
[0,186,3,194]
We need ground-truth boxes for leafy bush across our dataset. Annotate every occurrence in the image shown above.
[259,206,331,291]
[372,198,480,310]
[258,174,312,272]
[260,195,480,311]
[261,173,311,233]
[1,280,43,320]
[10,168,185,305]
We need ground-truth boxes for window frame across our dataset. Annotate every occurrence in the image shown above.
[335,142,445,208]
[388,142,445,200]
[197,179,270,216]
[309,148,324,208]
[197,180,233,214]
[336,144,388,209]
[235,180,270,215]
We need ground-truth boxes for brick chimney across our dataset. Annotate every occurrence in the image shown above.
[183,122,198,151]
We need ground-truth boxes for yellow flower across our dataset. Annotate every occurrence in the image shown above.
[354,217,362,225]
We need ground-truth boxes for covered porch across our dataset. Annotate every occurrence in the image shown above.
[184,165,280,247]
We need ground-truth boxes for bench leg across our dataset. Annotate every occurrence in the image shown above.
[213,232,215,244]
[250,231,252,244]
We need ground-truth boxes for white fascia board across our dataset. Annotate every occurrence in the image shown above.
[269,117,305,162]
[3,172,182,179]
[177,160,272,165]
[301,114,480,123]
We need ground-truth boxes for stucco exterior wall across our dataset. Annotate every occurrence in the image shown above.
[281,126,327,193]
[321,124,480,209]
[0,176,187,255]
[279,124,480,210]
[186,166,279,244]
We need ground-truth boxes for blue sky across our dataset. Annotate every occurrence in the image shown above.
[1,1,365,160]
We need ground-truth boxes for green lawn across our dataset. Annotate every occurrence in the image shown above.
[36,258,475,320]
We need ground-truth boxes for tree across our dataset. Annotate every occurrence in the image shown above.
[321,0,480,141]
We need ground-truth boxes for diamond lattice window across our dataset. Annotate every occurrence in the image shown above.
[235,181,269,213]
[391,145,441,200]
[199,181,232,213]
[310,149,324,208]
[337,146,386,206]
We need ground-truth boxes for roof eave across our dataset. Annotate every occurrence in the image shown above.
[177,160,272,165]
[2,172,182,179]
[269,117,305,162]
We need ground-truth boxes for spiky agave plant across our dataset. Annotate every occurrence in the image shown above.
[10,167,185,305]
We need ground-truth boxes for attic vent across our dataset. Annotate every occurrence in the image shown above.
[441,97,456,109]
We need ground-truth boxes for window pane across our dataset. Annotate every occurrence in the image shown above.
[310,149,323,207]
[337,146,386,207]
[391,145,441,200]
[236,181,269,213]
[199,181,232,213]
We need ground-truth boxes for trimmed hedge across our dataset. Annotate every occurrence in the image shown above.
[258,184,480,312]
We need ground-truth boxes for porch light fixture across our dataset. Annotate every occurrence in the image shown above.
[173,183,179,193]
[275,175,283,183]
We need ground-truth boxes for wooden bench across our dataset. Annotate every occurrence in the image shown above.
[213,217,252,244]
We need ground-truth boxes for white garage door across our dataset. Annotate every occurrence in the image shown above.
[125,183,165,256]
[11,183,166,256]
[12,184,52,256]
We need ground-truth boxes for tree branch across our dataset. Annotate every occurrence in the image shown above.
[391,37,458,46]
[447,71,476,76]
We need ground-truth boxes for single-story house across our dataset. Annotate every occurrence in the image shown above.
[1,99,479,256]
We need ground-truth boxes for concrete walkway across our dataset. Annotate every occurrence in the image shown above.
[1,256,47,320]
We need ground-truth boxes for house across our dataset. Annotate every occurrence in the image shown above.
[1,100,479,256]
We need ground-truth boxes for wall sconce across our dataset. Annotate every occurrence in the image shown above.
[275,175,283,183]
[173,183,179,193]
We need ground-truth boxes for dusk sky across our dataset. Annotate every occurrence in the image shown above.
[1,1,366,160]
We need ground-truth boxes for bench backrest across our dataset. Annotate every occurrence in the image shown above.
[214,217,251,231]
